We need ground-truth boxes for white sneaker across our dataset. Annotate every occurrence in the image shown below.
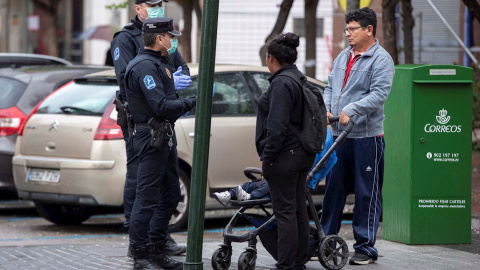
[213,191,231,207]
[236,185,251,201]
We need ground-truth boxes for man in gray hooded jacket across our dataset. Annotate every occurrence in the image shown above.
[321,7,394,266]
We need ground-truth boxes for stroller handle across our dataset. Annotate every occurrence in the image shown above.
[328,116,339,122]
[328,116,354,135]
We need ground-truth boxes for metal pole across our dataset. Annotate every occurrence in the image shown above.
[418,12,422,64]
[184,1,219,270]
[425,0,478,65]
[20,0,28,53]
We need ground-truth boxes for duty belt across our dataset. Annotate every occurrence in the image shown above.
[134,122,150,129]
[134,120,175,129]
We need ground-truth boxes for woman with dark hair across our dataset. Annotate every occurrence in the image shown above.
[255,32,315,270]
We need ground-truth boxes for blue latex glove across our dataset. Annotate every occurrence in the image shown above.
[183,111,189,117]
[173,66,192,90]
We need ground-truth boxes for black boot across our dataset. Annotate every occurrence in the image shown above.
[127,244,133,258]
[148,241,184,270]
[165,234,187,255]
[131,245,161,270]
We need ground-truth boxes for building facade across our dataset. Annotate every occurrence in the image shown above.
[0,0,478,80]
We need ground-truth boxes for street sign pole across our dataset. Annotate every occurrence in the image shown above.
[184,1,220,269]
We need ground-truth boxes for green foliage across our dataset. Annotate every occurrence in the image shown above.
[106,1,129,10]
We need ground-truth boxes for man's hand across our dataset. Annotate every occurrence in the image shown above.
[173,66,192,90]
[326,111,334,124]
[339,110,350,126]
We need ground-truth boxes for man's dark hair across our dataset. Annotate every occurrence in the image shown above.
[266,32,299,65]
[345,7,377,37]
[142,32,162,47]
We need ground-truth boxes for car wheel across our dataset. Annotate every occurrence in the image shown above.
[34,201,93,225]
[168,168,190,232]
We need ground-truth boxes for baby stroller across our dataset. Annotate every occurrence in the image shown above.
[211,118,353,270]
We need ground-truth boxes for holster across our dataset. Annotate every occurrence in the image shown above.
[114,91,129,129]
[148,118,172,150]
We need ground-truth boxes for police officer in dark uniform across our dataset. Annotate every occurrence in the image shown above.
[124,18,196,270]
[110,0,190,256]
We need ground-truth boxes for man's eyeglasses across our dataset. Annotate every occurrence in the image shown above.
[343,26,364,34]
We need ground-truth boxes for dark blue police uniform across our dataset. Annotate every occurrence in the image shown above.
[124,48,195,250]
[110,15,189,230]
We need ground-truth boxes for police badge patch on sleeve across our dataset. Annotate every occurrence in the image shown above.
[114,47,120,61]
[144,75,156,90]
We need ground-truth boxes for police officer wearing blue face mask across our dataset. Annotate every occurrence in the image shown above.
[110,0,190,258]
[124,18,197,270]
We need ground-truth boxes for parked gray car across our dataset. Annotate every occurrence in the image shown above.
[0,53,72,68]
[0,65,109,192]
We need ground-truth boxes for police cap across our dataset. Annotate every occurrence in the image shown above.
[143,18,182,37]
[135,0,167,4]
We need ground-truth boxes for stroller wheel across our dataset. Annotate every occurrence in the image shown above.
[211,247,232,270]
[238,251,257,270]
[318,235,349,270]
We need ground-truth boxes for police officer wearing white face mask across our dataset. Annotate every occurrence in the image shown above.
[110,0,190,258]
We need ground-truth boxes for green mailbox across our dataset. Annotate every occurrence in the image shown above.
[383,64,473,244]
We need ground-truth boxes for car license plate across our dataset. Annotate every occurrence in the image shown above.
[28,169,60,183]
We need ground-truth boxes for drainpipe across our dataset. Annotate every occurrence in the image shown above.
[463,7,473,67]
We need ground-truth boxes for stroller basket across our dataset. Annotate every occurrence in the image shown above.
[246,214,278,261]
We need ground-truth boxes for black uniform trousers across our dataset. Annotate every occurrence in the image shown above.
[129,126,181,248]
[262,149,315,270]
[121,125,138,228]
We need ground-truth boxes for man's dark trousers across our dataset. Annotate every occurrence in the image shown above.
[129,126,181,247]
[321,136,385,260]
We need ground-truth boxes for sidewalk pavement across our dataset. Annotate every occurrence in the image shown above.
[1,222,479,270]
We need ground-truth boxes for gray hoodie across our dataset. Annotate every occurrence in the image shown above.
[324,39,395,138]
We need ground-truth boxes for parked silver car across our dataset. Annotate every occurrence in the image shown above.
[0,65,109,192]
[12,65,327,230]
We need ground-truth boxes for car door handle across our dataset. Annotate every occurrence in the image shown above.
[188,132,212,138]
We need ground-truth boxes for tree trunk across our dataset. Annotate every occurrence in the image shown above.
[401,0,414,64]
[182,0,193,62]
[346,0,360,11]
[344,0,360,49]
[259,0,295,66]
[382,0,399,64]
[32,0,60,57]
[462,0,480,24]
[194,0,203,62]
[304,0,319,77]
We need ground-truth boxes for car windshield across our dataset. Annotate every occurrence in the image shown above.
[0,77,28,109]
[36,82,118,116]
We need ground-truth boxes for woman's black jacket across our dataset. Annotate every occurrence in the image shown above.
[255,65,304,164]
